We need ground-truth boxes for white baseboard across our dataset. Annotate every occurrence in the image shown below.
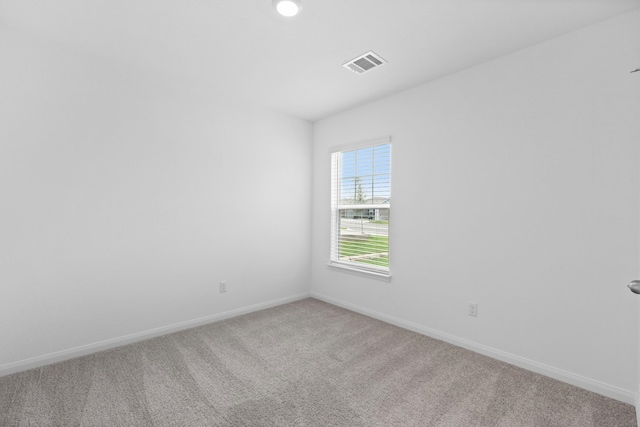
[0,292,311,378]
[310,291,636,405]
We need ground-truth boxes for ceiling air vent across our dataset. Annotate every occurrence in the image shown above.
[343,51,387,74]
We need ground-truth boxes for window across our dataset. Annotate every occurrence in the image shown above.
[330,139,391,278]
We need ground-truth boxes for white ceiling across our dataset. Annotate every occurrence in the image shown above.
[1,0,639,121]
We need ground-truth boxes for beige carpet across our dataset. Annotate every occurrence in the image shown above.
[0,298,636,426]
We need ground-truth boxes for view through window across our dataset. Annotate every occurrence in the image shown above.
[330,140,391,276]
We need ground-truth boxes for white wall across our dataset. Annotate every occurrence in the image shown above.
[312,10,640,401]
[0,27,312,369]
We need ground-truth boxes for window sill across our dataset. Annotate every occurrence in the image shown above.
[326,262,392,282]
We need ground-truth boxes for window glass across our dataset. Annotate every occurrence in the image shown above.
[330,141,391,277]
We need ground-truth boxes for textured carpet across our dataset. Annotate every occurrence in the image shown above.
[0,298,636,426]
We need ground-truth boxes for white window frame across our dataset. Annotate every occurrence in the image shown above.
[328,137,391,280]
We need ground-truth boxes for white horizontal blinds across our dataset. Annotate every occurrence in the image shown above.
[331,142,391,273]
[330,151,340,265]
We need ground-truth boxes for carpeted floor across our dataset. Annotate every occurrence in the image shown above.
[0,298,636,426]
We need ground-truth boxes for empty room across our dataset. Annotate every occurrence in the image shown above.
[1,0,640,426]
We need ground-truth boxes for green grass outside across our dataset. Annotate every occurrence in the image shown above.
[357,256,389,267]
[340,235,389,267]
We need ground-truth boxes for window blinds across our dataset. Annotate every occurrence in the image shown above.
[330,141,391,275]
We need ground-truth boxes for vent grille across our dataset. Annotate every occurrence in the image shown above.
[343,51,387,74]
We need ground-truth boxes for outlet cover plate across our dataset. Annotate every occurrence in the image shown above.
[468,302,478,317]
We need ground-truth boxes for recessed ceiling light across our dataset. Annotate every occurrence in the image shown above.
[273,0,303,17]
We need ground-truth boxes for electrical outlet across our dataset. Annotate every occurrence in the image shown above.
[220,281,227,293]
[468,302,478,317]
